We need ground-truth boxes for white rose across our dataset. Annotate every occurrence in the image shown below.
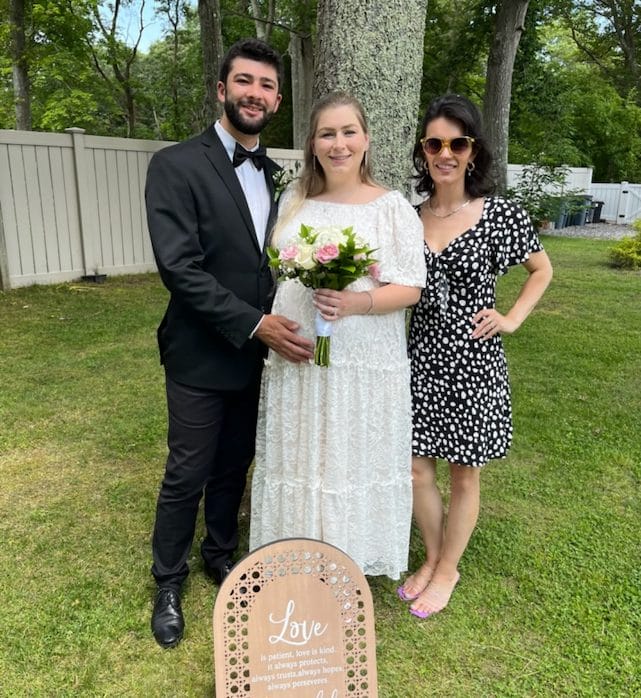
[294,244,316,270]
[314,226,345,245]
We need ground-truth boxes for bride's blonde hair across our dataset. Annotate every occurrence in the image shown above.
[271,91,378,244]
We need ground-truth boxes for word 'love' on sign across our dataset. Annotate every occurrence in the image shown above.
[213,538,378,697]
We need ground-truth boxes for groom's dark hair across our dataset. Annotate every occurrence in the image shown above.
[219,38,284,89]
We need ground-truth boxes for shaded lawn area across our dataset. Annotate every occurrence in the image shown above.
[0,236,639,697]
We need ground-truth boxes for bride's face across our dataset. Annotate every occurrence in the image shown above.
[312,105,369,181]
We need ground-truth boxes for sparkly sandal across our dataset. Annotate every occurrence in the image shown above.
[409,572,460,619]
[396,563,434,602]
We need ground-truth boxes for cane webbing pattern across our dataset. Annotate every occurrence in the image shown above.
[213,539,378,697]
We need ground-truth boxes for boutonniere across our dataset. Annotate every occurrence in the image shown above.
[272,163,300,202]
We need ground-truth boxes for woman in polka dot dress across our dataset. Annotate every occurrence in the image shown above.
[397,95,553,619]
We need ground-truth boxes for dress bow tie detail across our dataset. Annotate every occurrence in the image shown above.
[427,254,450,315]
[233,142,267,170]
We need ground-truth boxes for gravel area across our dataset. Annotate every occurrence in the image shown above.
[543,222,633,240]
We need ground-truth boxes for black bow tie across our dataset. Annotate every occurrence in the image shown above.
[233,142,267,170]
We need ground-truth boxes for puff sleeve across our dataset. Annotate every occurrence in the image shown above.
[493,198,544,276]
[375,191,427,288]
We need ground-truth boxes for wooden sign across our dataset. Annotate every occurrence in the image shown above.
[213,538,378,697]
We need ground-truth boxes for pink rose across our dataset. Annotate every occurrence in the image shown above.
[279,244,299,261]
[315,243,340,264]
[369,263,381,280]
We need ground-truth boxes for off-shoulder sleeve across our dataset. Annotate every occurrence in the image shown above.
[375,191,427,287]
[493,198,544,276]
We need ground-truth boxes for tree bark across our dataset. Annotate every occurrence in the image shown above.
[250,0,275,44]
[314,0,428,194]
[9,0,32,130]
[482,0,530,194]
[289,31,314,148]
[198,0,224,126]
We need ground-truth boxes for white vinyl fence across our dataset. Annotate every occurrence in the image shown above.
[1,128,635,291]
[506,164,594,194]
[0,128,303,290]
[589,182,641,224]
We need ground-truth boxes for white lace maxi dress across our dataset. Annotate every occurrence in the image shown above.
[249,190,426,579]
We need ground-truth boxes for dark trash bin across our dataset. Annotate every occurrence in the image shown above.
[569,195,592,226]
[554,198,569,229]
[585,203,595,224]
[592,200,604,223]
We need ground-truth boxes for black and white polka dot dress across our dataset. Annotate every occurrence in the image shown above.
[409,197,543,467]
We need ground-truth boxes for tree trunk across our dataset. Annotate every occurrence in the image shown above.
[482,0,530,194]
[289,32,314,148]
[9,0,32,130]
[89,0,144,138]
[314,0,428,194]
[198,0,224,126]
[250,0,275,44]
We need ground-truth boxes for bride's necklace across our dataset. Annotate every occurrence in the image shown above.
[427,197,471,219]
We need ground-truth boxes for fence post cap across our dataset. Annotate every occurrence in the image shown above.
[65,127,86,134]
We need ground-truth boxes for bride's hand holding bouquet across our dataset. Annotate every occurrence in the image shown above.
[267,224,379,367]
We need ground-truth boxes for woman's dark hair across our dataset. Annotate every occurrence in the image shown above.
[413,94,495,198]
[218,38,284,89]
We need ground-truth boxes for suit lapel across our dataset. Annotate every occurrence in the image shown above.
[263,159,281,248]
[201,128,261,254]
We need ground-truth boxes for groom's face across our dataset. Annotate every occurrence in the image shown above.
[218,57,282,136]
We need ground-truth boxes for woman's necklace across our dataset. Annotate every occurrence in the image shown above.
[427,197,472,219]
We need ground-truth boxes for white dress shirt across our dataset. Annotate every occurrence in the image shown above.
[214,121,270,250]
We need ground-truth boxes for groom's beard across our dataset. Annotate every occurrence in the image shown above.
[224,97,275,136]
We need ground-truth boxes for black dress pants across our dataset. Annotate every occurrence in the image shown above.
[151,371,261,591]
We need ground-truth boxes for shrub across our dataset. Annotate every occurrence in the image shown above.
[506,163,586,231]
[608,219,641,269]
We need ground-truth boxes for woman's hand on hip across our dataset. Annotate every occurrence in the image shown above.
[471,308,519,340]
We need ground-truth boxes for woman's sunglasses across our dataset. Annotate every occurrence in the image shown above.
[420,136,475,155]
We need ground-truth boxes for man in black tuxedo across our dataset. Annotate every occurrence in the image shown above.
[145,37,314,648]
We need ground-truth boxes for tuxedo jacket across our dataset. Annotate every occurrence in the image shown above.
[145,127,280,391]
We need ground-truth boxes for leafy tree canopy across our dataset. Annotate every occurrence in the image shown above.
[1,0,640,181]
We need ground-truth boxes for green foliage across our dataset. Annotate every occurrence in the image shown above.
[506,163,584,230]
[419,0,491,115]
[609,220,641,269]
[557,0,641,104]
[510,12,581,166]
[568,84,641,182]
[509,10,641,181]
[135,14,205,140]
[0,0,639,177]
[31,46,120,133]
[0,66,13,127]
[0,0,125,133]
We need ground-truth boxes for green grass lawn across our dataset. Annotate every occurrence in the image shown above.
[1,236,639,697]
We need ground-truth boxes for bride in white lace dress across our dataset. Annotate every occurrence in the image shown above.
[249,92,426,579]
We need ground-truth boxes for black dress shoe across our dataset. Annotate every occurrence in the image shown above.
[204,558,234,585]
[151,587,184,648]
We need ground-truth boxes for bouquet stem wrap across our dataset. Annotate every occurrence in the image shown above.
[314,311,333,367]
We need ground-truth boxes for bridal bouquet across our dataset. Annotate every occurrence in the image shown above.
[267,224,379,367]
